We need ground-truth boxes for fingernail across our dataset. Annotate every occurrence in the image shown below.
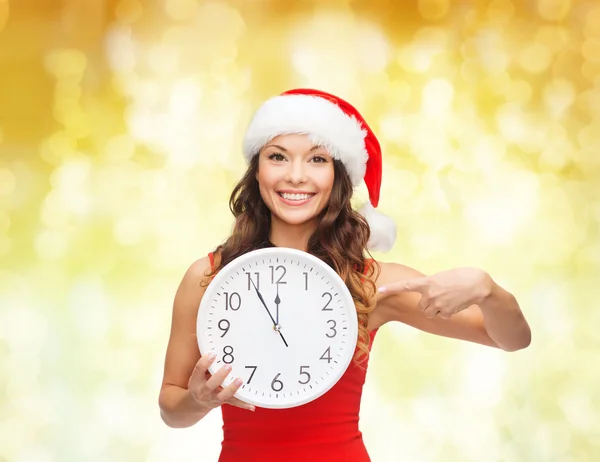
[234,377,243,386]
[248,406,256,412]
[224,364,232,371]
[207,352,216,360]
[378,287,386,293]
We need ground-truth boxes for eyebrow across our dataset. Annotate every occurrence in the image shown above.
[264,144,324,152]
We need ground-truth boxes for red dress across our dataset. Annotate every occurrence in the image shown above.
[208,252,377,462]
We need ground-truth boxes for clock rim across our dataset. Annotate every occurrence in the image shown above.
[196,247,359,409]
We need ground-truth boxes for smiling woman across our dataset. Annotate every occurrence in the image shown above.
[158,88,531,462]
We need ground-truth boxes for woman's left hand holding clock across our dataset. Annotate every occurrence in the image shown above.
[187,351,256,412]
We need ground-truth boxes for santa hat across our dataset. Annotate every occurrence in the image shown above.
[242,88,396,252]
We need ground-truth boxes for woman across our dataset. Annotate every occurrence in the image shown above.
[158,89,531,461]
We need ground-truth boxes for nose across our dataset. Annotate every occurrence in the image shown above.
[285,158,307,185]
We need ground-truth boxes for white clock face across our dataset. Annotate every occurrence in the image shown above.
[197,247,358,409]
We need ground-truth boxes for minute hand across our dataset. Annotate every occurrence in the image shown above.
[249,279,289,347]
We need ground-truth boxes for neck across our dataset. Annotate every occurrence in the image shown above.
[268,214,317,252]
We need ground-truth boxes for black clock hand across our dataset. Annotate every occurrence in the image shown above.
[274,283,281,326]
[249,278,289,347]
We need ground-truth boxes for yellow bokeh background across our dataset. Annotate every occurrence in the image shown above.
[1,0,599,460]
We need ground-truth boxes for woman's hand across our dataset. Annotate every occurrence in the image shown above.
[187,352,256,412]
[378,267,493,320]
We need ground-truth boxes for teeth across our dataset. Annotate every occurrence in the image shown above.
[280,193,313,201]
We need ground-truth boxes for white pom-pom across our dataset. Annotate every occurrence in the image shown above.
[358,201,397,252]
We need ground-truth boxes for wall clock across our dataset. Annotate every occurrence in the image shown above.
[197,247,358,409]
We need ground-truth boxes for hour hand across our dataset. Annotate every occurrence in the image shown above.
[274,284,281,325]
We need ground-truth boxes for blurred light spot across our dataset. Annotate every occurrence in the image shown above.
[147,44,179,75]
[63,113,91,139]
[104,26,136,72]
[14,443,55,462]
[115,0,143,24]
[49,159,93,216]
[538,138,570,171]
[34,229,68,260]
[0,0,8,34]
[357,25,390,73]
[411,391,445,436]
[559,391,595,432]
[113,217,142,245]
[399,27,448,73]
[582,39,600,63]
[581,60,600,82]
[543,79,575,118]
[291,13,389,81]
[504,79,532,105]
[463,171,539,245]
[379,113,406,143]
[165,0,197,21]
[69,275,109,341]
[0,304,48,356]
[0,167,16,195]
[42,132,77,165]
[518,42,552,73]
[398,45,434,73]
[0,235,10,256]
[460,60,481,83]
[0,211,9,233]
[422,78,454,117]
[537,0,571,21]
[40,191,69,228]
[473,29,509,73]
[95,384,133,438]
[529,282,573,337]
[577,121,600,148]
[534,421,572,458]
[169,78,202,118]
[584,6,600,38]
[487,0,514,22]
[496,103,526,142]
[462,347,505,406]
[536,26,569,52]
[43,49,87,80]
[418,0,450,20]
[105,135,136,162]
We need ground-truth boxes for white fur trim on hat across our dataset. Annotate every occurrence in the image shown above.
[243,94,368,186]
[358,201,397,252]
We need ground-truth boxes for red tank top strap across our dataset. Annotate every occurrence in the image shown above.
[363,258,373,275]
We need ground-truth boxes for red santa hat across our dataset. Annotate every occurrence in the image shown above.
[242,88,396,252]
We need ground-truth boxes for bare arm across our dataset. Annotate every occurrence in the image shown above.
[158,257,253,428]
[371,262,530,351]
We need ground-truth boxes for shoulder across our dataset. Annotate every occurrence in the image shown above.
[175,255,215,304]
[183,256,212,283]
[373,260,425,285]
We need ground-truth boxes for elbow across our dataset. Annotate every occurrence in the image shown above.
[158,391,181,429]
[160,409,181,428]
[499,325,532,352]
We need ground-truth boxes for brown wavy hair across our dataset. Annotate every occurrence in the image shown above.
[203,154,380,366]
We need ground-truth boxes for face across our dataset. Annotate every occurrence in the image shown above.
[255,134,335,228]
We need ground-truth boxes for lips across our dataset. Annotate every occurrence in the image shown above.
[276,191,316,205]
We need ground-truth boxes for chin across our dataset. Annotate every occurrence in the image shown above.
[273,210,322,226]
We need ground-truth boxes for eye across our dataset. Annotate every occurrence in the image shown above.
[268,153,286,162]
[311,155,328,163]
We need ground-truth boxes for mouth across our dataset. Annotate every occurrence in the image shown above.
[276,191,316,205]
